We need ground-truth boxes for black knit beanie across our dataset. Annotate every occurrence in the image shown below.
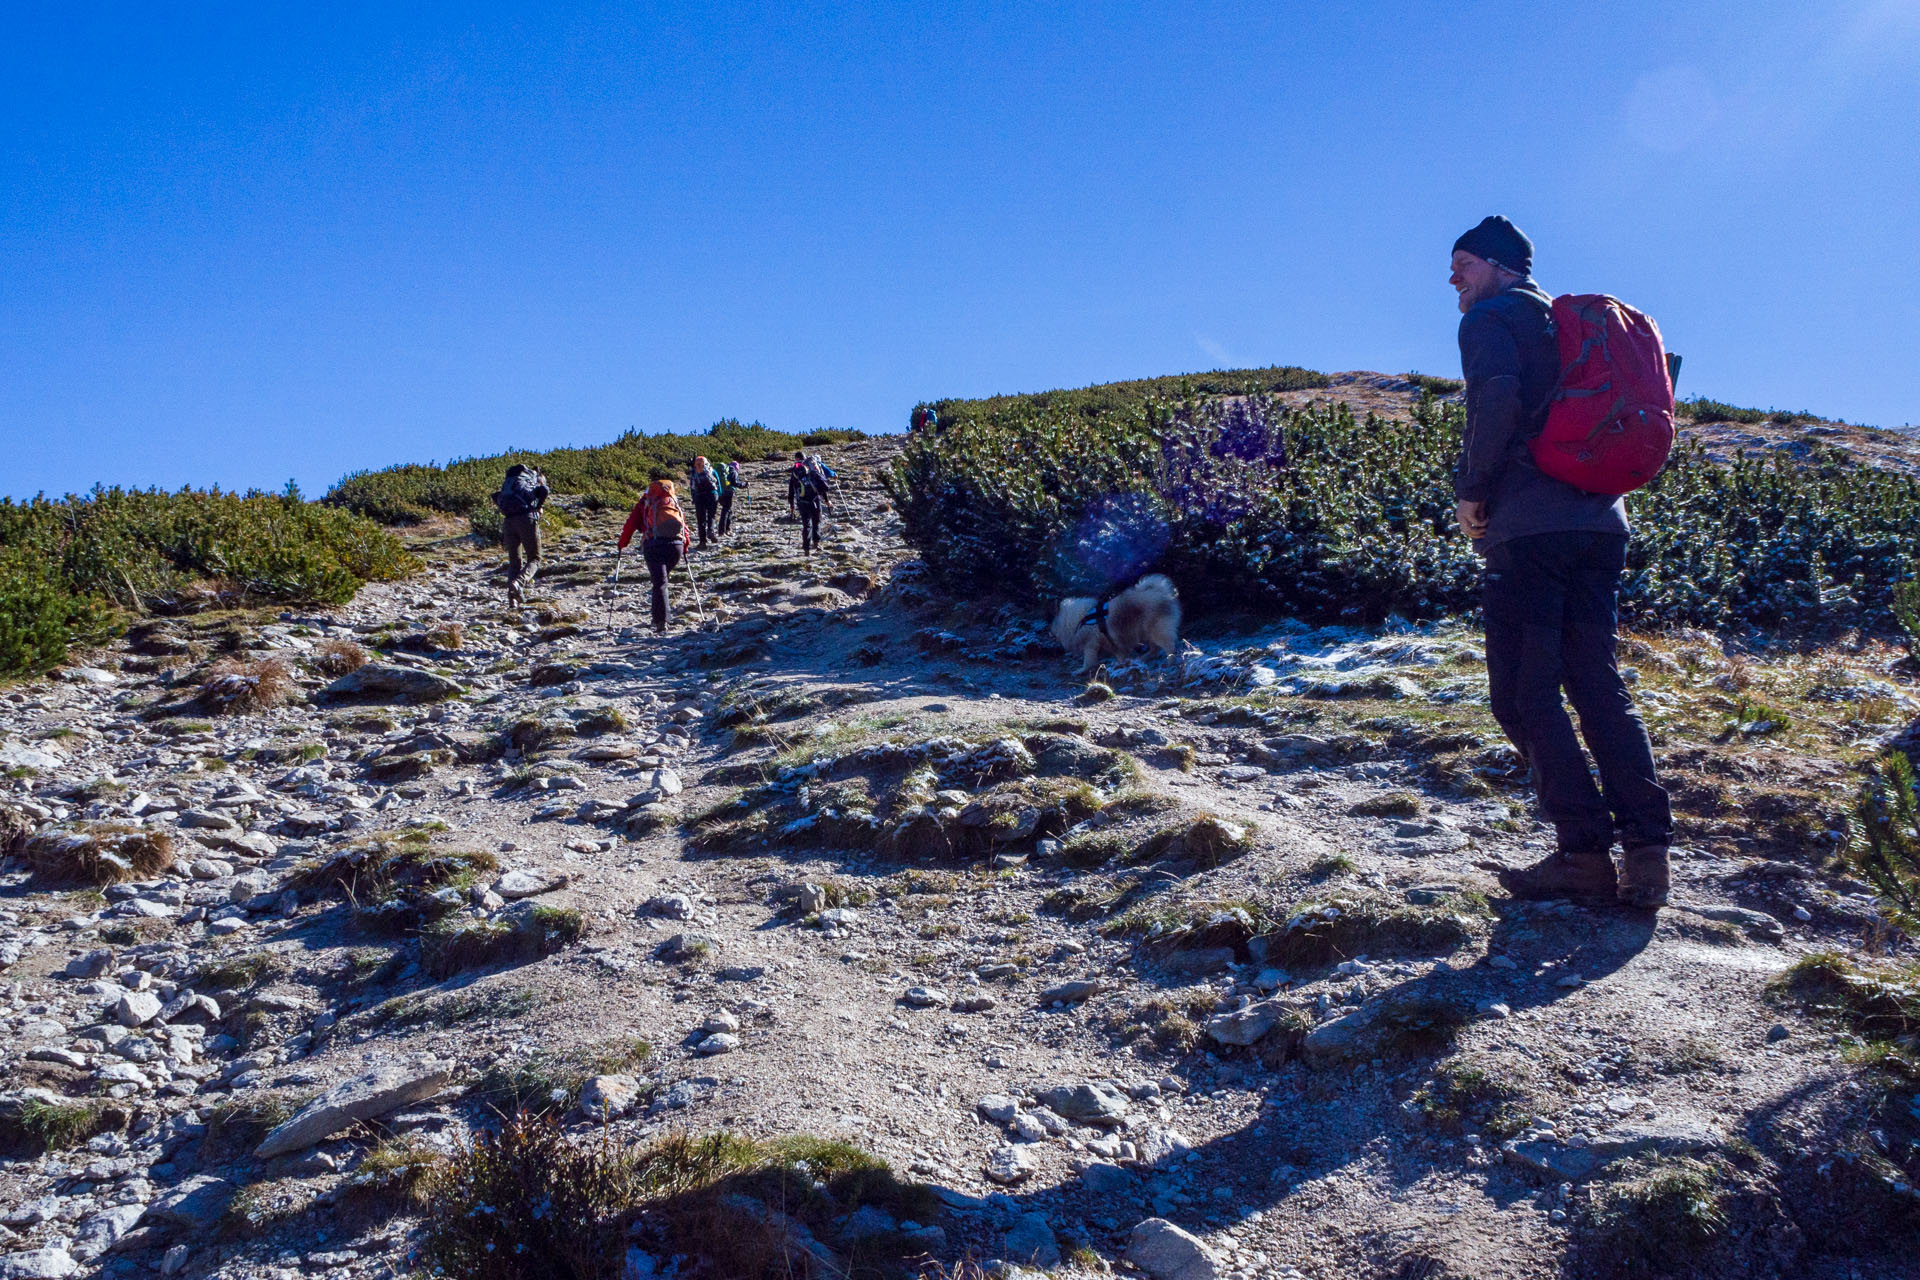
[1452,215,1533,276]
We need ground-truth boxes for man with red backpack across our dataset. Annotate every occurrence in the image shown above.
[617,472,693,634]
[1450,215,1673,909]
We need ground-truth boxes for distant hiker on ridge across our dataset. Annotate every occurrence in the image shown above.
[617,472,692,634]
[690,455,720,548]
[492,463,549,607]
[1449,214,1673,909]
[788,451,833,556]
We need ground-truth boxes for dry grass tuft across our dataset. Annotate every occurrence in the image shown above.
[311,638,370,676]
[0,804,34,859]
[199,657,293,713]
[419,1117,937,1280]
[25,823,174,884]
[424,622,465,652]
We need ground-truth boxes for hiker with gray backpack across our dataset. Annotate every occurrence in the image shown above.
[786,452,834,556]
[1448,214,1675,910]
[492,463,549,606]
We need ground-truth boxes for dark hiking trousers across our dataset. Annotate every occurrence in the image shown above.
[503,513,541,599]
[643,538,683,633]
[718,491,735,536]
[694,495,718,547]
[1482,532,1673,853]
[798,499,823,553]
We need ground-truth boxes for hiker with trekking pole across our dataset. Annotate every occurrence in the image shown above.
[616,471,694,635]
[1447,214,1676,910]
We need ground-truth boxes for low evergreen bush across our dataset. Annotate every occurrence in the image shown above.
[890,382,1920,631]
[0,487,416,679]
[326,419,864,526]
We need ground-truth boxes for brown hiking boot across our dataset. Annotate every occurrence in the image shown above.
[1618,844,1670,909]
[1495,849,1618,903]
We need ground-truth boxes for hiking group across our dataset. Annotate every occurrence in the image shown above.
[488,214,1677,914]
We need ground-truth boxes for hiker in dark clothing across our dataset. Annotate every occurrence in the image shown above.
[690,456,720,548]
[1450,215,1673,909]
[492,464,549,606]
[718,460,741,536]
[785,450,806,517]
[787,453,832,556]
[617,475,692,634]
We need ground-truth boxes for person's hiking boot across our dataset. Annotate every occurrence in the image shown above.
[1617,844,1671,909]
[1495,849,1618,903]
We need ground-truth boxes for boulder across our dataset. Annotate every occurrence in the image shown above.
[0,1248,78,1279]
[985,1143,1037,1185]
[496,868,569,900]
[177,809,238,832]
[1301,1005,1380,1066]
[72,1204,146,1261]
[145,1175,234,1229]
[580,1074,642,1120]
[255,1059,453,1157]
[1036,1081,1130,1127]
[977,1094,1020,1124]
[1003,1213,1060,1267]
[322,665,463,704]
[364,750,451,783]
[115,991,162,1028]
[1125,1218,1221,1280]
[1132,1126,1194,1166]
[65,949,114,979]
[1080,1161,1137,1195]
[1204,998,1292,1047]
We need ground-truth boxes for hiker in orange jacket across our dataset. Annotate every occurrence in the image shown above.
[618,474,693,634]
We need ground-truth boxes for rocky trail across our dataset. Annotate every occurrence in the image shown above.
[1,427,1915,1280]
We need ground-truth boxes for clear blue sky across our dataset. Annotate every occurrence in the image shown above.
[4,2,1917,500]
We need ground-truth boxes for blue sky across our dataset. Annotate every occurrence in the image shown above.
[4,2,1917,499]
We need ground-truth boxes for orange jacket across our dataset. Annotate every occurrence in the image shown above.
[618,481,692,553]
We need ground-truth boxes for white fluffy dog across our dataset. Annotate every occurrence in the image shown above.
[1051,574,1182,675]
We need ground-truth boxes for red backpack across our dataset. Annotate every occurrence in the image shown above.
[1530,294,1675,496]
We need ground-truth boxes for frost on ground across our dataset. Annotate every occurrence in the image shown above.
[0,433,1917,1280]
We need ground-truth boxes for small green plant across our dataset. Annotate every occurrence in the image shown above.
[467,1038,654,1119]
[1585,1158,1728,1269]
[1410,1057,1530,1138]
[1309,853,1358,880]
[0,1097,113,1155]
[418,1120,930,1280]
[1350,791,1424,818]
[345,1135,442,1209]
[196,952,291,991]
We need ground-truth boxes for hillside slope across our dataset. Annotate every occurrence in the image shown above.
[0,420,1915,1279]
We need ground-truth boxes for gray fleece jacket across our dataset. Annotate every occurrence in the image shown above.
[1454,280,1628,549]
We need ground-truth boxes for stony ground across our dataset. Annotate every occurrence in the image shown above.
[2,414,1917,1280]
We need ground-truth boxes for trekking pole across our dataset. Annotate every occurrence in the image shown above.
[603,549,623,631]
[683,556,709,626]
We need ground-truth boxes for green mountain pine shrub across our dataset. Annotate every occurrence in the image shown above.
[0,488,417,680]
[325,419,864,525]
[891,387,1920,631]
